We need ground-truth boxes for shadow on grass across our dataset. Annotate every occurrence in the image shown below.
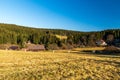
[71,50,120,56]
[94,58,120,67]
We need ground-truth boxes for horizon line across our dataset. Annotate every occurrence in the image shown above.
[0,22,119,32]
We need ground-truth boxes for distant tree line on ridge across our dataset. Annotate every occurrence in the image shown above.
[0,23,120,50]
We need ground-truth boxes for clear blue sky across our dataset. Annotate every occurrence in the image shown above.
[0,0,120,31]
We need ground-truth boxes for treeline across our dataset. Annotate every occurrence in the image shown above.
[0,23,120,49]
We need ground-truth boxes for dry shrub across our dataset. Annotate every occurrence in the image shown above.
[47,43,59,50]
[61,43,67,49]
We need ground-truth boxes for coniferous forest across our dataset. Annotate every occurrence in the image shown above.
[0,23,120,50]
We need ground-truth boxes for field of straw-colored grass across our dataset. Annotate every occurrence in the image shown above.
[73,47,105,51]
[0,48,119,80]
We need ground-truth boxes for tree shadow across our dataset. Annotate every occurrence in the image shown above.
[93,59,120,67]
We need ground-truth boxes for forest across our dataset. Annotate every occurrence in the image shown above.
[0,23,120,50]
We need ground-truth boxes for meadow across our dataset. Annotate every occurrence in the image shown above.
[0,48,119,80]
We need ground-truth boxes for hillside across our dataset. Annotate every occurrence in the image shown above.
[0,23,120,49]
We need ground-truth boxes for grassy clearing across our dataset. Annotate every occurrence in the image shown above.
[0,49,119,80]
[55,35,67,40]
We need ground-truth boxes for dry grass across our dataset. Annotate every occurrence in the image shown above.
[0,48,119,80]
[74,47,105,51]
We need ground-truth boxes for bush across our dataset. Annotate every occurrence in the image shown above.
[47,43,59,50]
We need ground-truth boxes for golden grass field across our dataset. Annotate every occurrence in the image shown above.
[0,47,119,80]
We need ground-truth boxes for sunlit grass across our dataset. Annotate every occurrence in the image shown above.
[74,47,105,51]
[0,49,119,80]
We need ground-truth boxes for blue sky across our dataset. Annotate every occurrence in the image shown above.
[0,0,120,31]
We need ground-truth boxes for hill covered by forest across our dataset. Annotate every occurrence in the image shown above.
[0,23,120,49]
